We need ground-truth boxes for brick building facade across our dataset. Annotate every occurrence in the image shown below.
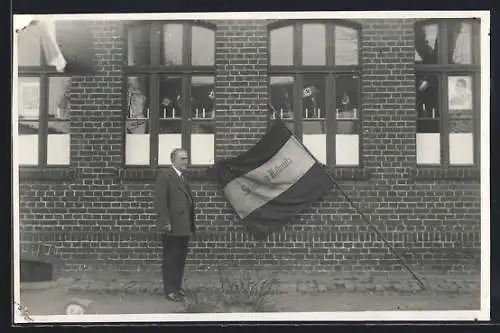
[16,17,482,274]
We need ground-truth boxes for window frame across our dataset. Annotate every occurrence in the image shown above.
[123,20,216,168]
[17,31,72,169]
[414,18,481,169]
[267,20,363,167]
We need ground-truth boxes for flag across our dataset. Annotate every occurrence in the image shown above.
[38,19,67,72]
[213,119,335,238]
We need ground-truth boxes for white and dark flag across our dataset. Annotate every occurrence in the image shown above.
[213,119,334,237]
[39,19,67,72]
[16,18,94,74]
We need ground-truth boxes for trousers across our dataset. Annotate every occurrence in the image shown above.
[161,233,189,295]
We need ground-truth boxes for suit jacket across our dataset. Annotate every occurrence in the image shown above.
[154,167,195,236]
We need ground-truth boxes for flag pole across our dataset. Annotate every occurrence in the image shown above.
[324,173,428,291]
[268,105,428,290]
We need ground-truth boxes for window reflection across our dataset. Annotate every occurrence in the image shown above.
[162,24,183,66]
[335,75,359,119]
[448,76,473,111]
[302,24,326,66]
[127,25,150,66]
[191,76,215,119]
[416,74,440,133]
[449,22,472,64]
[335,26,359,66]
[159,76,182,133]
[48,77,71,120]
[270,76,294,120]
[303,76,325,119]
[415,24,438,64]
[18,77,40,120]
[48,77,71,135]
[126,76,149,134]
[270,26,293,66]
[192,26,215,66]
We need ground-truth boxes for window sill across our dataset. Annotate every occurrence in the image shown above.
[19,167,77,181]
[119,165,370,181]
[411,166,480,180]
[324,166,371,181]
[119,166,214,181]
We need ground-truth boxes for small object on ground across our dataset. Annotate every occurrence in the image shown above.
[65,298,92,315]
[166,292,183,302]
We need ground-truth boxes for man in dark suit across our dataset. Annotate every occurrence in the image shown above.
[154,148,195,302]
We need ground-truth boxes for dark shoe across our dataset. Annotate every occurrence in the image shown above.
[166,292,182,302]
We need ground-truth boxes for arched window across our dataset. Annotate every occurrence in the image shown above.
[268,21,361,166]
[415,19,480,166]
[125,21,216,166]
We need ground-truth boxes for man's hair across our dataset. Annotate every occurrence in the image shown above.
[170,148,186,162]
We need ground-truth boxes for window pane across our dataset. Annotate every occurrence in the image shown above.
[270,26,293,66]
[17,24,41,66]
[191,76,215,119]
[191,76,214,165]
[191,122,215,165]
[127,76,150,133]
[192,26,215,66]
[162,24,183,66]
[448,76,473,111]
[127,24,150,65]
[303,76,325,119]
[335,75,359,120]
[448,75,474,165]
[448,22,472,64]
[302,76,326,164]
[158,76,183,165]
[18,133,38,165]
[159,76,183,121]
[416,74,439,132]
[48,121,70,165]
[415,24,438,64]
[270,76,294,121]
[336,134,359,165]
[18,77,40,120]
[335,26,359,66]
[17,71,40,165]
[416,74,440,164]
[17,76,40,164]
[126,76,150,165]
[48,77,71,120]
[302,24,326,66]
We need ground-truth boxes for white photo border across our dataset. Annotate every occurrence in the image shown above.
[12,10,491,323]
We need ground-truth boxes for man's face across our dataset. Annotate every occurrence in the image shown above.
[172,150,189,172]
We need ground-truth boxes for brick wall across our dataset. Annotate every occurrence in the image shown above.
[18,18,481,275]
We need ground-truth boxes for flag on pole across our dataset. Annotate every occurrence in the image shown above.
[38,19,67,72]
[213,119,335,238]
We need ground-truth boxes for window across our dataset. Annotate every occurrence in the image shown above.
[415,19,480,166]
[16,25,71,166]
[125,21,216,166]
[268,21,361,166]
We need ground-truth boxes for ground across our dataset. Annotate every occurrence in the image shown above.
[18,269,481,316]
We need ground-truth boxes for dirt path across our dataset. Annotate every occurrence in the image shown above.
[20,288,480,315]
